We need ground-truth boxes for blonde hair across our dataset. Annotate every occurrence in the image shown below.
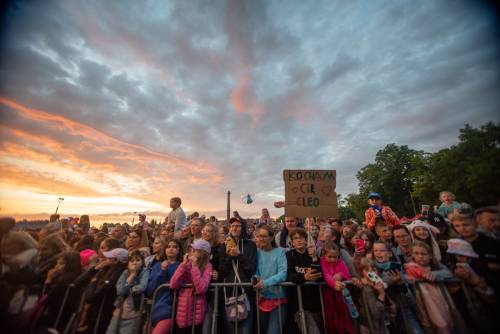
[439,191,455,201]
[194,249,210,272]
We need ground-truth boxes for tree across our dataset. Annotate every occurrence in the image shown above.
[413,122,500,208]
[354,144,426,217]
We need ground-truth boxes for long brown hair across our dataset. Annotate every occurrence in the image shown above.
[193,249,210,273]
[410,241,440,270]
[203,223,219,247]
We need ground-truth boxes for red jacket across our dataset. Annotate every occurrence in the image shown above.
[170,261,213,328]
[365,206,400,230]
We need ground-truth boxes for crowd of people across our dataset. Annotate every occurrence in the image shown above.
[0,192,499,334]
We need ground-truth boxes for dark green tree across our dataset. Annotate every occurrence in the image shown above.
[413,122,500,208]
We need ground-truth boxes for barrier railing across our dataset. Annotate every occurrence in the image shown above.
[25,277,484,334]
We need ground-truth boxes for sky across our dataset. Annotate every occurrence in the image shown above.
[0,0,499,223]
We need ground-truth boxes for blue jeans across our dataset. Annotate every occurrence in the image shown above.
[259,304,286,334]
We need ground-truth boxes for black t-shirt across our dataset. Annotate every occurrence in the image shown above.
[468,233,500,290]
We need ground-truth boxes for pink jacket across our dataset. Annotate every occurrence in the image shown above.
[170,261,213,328]
[320,256,352,288]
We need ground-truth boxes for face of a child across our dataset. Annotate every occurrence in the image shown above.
[452,219,477,239]
[128,256,143,271]
[455,255,470,263]
[373,243,390,263]
[152,238,164,254]
[368,198,382,206]
[165,242,180,260]
[99,241,110,258]
[412,246,431,267]
[324,249,339,264]
[291,234,306,251]
[440,192,453,203]
[413,226,429,240]
[377,226,392,241]
[54,257,66,272]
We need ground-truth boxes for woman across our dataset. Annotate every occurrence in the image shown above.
[254,224,287,334]
[145,236,167,269]
[126,229,150,257]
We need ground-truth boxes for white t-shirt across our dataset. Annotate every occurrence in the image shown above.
[168,207,187,232]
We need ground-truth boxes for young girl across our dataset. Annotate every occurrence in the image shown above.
[40,251,82,332]
[147,239,183,334]
[435,191,461,218]
[170,239,213,334]
[404,242,457,334]
[409,220,442,263]
[105,250,150,334]
[358,258,387,334]
[320,241,355,334]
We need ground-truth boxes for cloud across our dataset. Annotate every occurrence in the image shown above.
[0,0,499,218]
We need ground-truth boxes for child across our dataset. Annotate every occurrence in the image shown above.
[372,241,423,334]
[358,258,387,334]
[408,220,441,263]
[404,242,457,334]
[147,239,183,334]
[169,239,213,334]
[320,241,355,334]
[365,192,400,230]
[41,251,82,332]
[435,191,461,218]
[105,250,150,334]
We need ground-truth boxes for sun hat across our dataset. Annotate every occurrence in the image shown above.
[190,239,211,254]
[446,239,478,258]
[103,248,129,263]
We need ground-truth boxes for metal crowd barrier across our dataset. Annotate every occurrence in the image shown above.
[44,277,481,334]
[145,281,351,334]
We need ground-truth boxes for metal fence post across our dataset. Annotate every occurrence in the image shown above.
[54,284,72,330]
[318,284,327,334]
[296,284,308,334]
[211,286,219,334]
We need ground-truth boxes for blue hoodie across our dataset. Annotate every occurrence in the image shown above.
[146,261,180,327]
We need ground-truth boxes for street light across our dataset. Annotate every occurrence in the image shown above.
[55,197,64,214]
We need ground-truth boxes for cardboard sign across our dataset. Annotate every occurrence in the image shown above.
[283,169,338,218]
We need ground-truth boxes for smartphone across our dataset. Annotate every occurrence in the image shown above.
[310,263,322,275]
[388,262,402,272]
[355,239,365,253]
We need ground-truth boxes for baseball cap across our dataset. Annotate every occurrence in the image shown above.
[368,192,381,199]
[103,248,129,263]
[190,239,211,254]
[229,217,241,225]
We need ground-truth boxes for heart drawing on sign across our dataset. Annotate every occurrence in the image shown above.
[292,187,299,194]
[321,185,333,196]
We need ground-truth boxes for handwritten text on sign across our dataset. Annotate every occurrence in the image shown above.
[283,169,338,218]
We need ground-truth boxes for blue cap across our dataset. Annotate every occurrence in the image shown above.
[368,192,381,199]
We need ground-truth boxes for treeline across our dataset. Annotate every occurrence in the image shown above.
[339,122,500,220]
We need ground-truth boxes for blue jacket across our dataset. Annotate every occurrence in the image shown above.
[146,261,180,327]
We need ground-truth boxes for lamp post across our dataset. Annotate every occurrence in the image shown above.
[55,197,64,214]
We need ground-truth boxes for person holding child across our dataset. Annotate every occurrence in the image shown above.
[365,192,400,230]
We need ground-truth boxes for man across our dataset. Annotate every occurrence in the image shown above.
[451,211,500,300]
[166,197,186,238]
[475,206,500,239]
[392,225,412,264]
[275,216,298,248]
[219,217,257,334]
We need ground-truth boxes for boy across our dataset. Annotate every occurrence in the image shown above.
[365,192,400,230]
